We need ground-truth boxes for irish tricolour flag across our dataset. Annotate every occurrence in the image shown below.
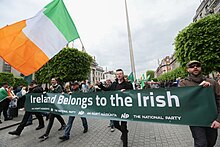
[0,0,79,76]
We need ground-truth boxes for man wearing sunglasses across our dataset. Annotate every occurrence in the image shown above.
[179,60,220,147]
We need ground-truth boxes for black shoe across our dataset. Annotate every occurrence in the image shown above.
[120,134,123,140]
[59,136,69,141]
[58,124,66,131]
[46,115,49,121]
[36,125,44,130]
[25,122,33,126]
[83,128,88,133]
[39,134,49,140]
[8,131,20,136]
[0,120,2,124]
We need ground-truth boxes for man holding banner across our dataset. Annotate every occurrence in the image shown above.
[179,60,220,147]
[9,80,45,136]
[39,78,66,141]
[97,69,133,147]
[59,81,88,141]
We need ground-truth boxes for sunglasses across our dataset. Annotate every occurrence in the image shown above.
[188,64,201,68]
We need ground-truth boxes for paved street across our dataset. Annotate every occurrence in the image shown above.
[0,111,220,147]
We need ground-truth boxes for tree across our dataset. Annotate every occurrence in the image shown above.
[35,47,93,84]
[157,67,187,82]
[174,14,220,74]
[146,70,154,81]
[0,72,14,86]
[14,77,28,88]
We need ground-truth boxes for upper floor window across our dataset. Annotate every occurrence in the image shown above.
[3,62,11,72]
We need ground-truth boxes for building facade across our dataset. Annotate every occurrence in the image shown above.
[155,54,179,78]
[169,54,180,71]
[155,0,219,78]
[103,71,116,82]
[89,60,105,85]
[155,56,171,78]
[193,0,220,22]
[0,58,20,77]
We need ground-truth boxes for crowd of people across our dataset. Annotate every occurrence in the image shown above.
[1,61,220,147]
[0,69,133,147]
[7,78,90,141]
[0,83,27,124]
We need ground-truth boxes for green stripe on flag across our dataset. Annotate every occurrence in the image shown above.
[44,0,79,42]
[128,72,134,83]
[146,75,151,81]
[142,74,145,80]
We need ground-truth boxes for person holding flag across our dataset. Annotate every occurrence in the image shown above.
[0,83,13,123]
[7,0,80,136]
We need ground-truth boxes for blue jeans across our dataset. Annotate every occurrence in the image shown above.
[64,116,88,137]
[27,114,32,124]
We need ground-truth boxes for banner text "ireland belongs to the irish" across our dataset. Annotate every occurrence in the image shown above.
[25,86,217,127]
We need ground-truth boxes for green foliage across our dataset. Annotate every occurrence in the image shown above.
[151,78,158,82]
[14,77,28,88]
[157,67,187,82]
[146,70,154,80]
[174,14,220,74]
[0,72,14,86]
[35,47,93,83]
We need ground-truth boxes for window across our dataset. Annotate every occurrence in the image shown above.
[2,62,11,72]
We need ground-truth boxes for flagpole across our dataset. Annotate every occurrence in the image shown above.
[79,38,86,52]
[124,0,136,82]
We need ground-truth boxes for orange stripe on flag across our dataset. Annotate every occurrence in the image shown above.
[0,20,49,76]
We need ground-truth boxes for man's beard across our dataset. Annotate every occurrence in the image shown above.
[190,70,201,76]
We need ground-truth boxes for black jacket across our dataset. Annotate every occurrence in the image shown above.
[99,79,133,91]
[179,75,220,122]
[29,85,43,93]
[17,85,43,109]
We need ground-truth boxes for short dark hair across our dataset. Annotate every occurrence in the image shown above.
[30,80,37,85]
[116,69,123,72]
[1,82,8,86]
[51,77,58,81]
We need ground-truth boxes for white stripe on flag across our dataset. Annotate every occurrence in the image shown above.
[23,10,67,59]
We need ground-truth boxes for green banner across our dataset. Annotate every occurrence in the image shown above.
[25,86,217,127]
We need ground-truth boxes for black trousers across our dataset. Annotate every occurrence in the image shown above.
[0,98,10,119]
[114,121,128,147]
[45,113,66,135]
[190,126,218,147]
[16,111,44,134]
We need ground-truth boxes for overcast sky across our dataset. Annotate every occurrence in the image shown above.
[0,0,201,78]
